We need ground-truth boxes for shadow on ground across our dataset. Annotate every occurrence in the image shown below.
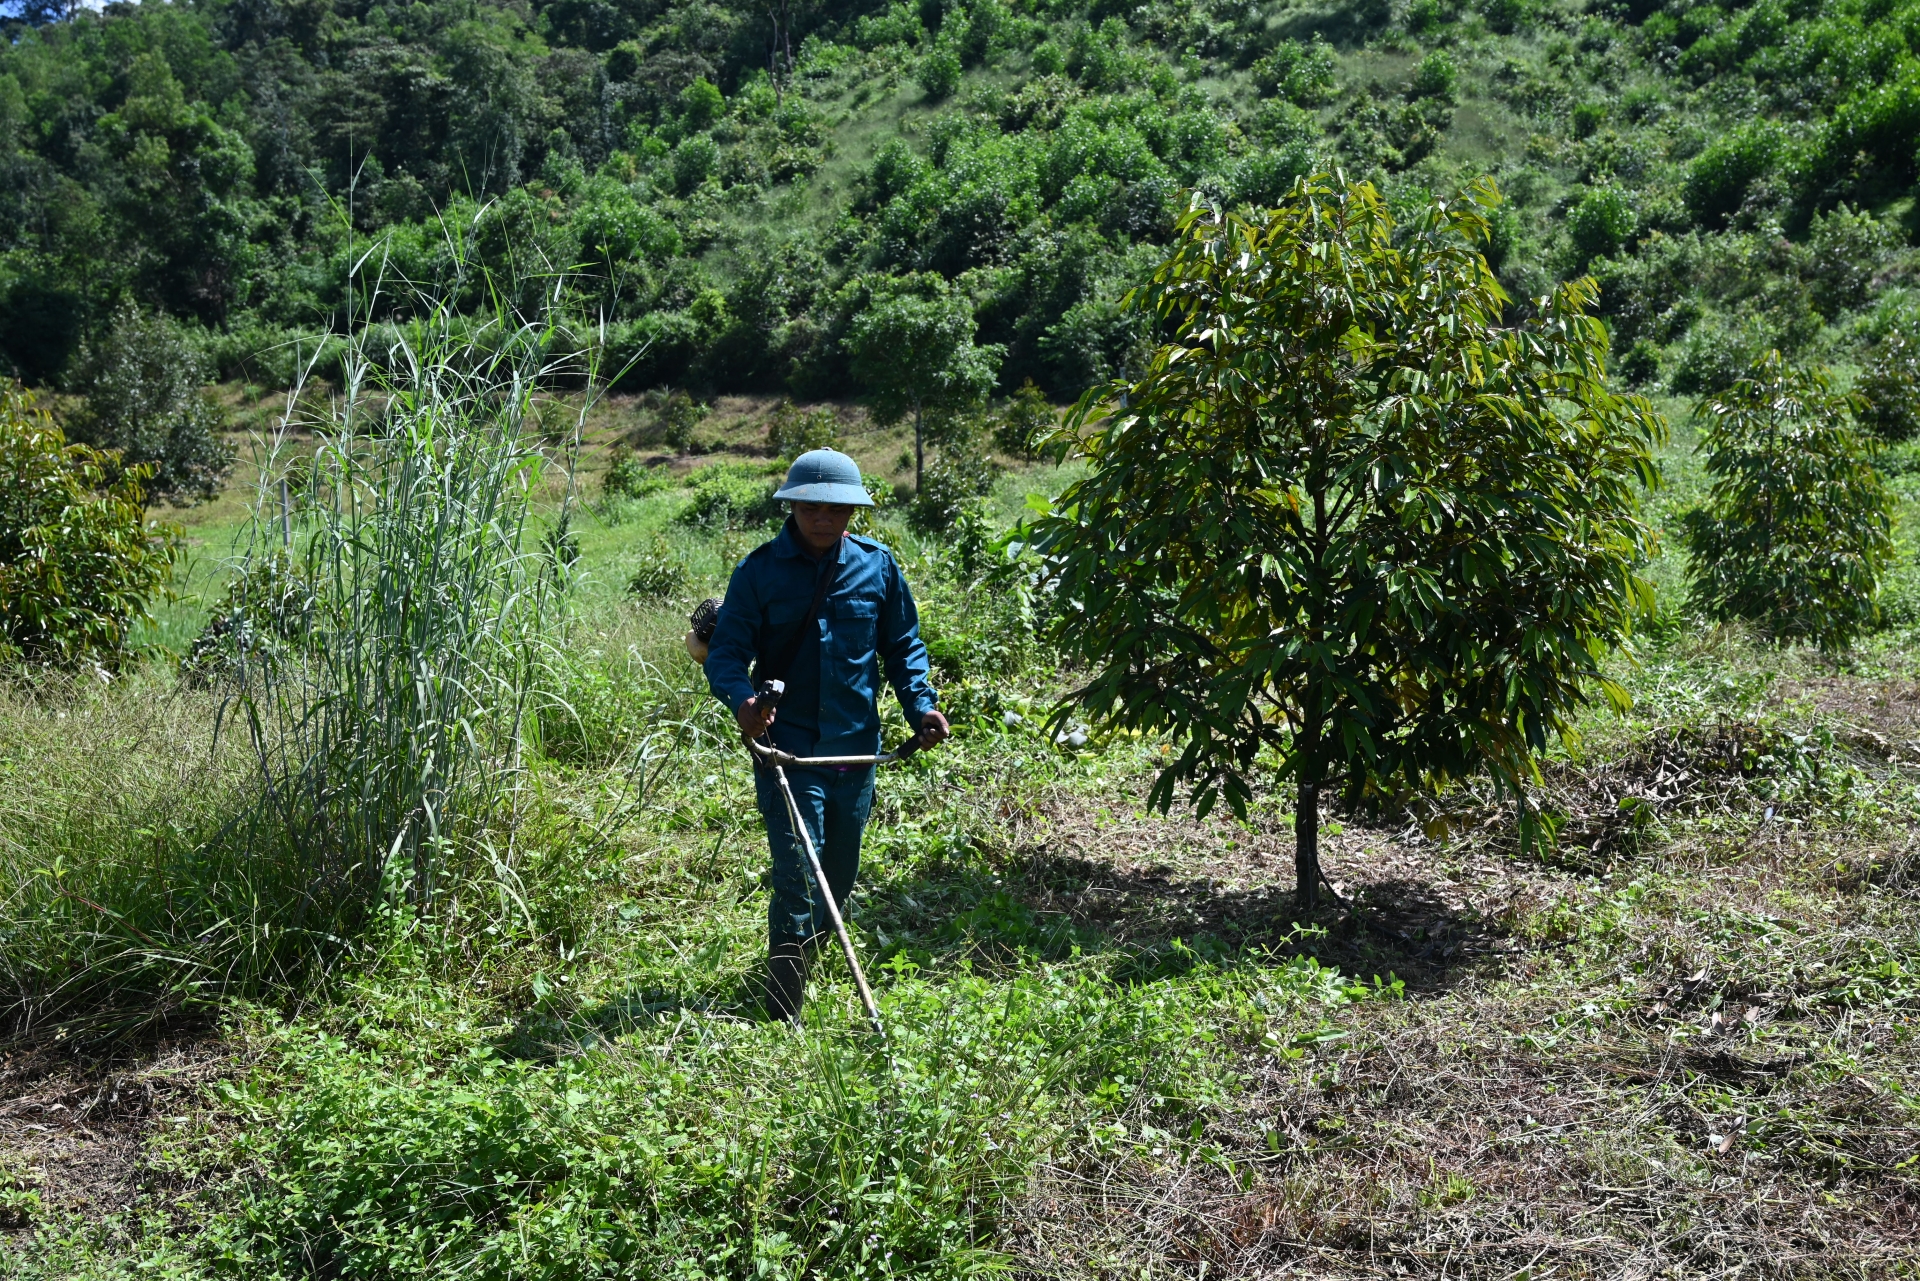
[863,830,1556,994]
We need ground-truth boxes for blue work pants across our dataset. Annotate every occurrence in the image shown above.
[755,760,875,950]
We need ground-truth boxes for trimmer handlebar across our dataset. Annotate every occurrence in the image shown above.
[749,678,928,765]
[746,735,927,769]
[746,678,928,766]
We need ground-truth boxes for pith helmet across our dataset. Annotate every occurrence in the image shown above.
[772,449,875,507]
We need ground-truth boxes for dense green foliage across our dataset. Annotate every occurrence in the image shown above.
[1035,175,1662,904]
[0,381,174,666]
[1857,329,1920,441]
[8,0,1920,412]
[764,397,842,459]
[204,963,1266,1278]
[1682,350,1894,649]
[675,460,783,528]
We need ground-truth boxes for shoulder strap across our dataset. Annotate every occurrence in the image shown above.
[752,542,841,687]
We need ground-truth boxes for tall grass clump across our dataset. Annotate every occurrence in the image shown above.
[0,240,598,1036]
[224,245,580,920]
[0,676,262,1037]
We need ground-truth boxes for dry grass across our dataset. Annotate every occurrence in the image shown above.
[0,1039,230,1223]
[944,704,1920,1277]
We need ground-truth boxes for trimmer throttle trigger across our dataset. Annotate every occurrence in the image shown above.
[755,679,787,709]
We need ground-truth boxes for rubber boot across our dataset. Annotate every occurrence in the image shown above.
[765,940,809,1024]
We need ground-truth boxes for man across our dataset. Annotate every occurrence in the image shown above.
[703,448,949,1022]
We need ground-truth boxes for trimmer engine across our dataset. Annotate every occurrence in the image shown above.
[690,597,721,642]
[684,597,723,663]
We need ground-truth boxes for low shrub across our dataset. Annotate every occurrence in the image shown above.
[602,448,672,500]
[1619,337,1661,386]
[625,531,691,599]
[911,422,997,533]
[211,960,1250,1280]
[1482,0,1532,33]
[1669,316,1765,396]
[1683,121,1785,228]
[990,379,1056,461]
[1814,63,1920,193]
[1408,50,1458,100]
[918,42,963,98]
[915,503,1038,692]
[671,135,718,195]
[1567,185,1635,264]
[1251,37,1336,106]
[676,463,782,531]
[178,550,315,688]
[1404,0,1447,35]
[1800,204,1896,319]
[766,399,841,459]
[649,388,709,451]
[1230,142,1320,211]
[0,382,175,668]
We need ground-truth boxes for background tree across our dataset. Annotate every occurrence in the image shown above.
[9,0,1920,413]
[1033,176,1663,909]
[848,274,1002,491]
[0,382,175,666]
[992,378,1058,462]
[1855,329,1920,442]
[1682,350,1893,651]
[65,303,234,503]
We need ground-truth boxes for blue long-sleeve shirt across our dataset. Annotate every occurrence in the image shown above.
[705,519,938,757]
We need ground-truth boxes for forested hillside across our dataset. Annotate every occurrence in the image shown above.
[4,0,1920,407]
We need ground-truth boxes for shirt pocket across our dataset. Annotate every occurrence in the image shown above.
[830,597,880,660]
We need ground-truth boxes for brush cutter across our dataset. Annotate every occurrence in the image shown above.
[747,678,933,1039]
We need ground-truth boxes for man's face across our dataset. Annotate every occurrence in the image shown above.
[792,500,854,552]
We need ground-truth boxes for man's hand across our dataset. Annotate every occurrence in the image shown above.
[915,710,951,751]
[736,696,776,739]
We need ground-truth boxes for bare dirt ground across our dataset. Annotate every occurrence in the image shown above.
[0,1040,226,1226]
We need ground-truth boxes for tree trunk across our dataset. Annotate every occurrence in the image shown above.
[769,8,784,107]
[913,402,924,492]
[1296,773,1320,910]
[1298,476,1329,914]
